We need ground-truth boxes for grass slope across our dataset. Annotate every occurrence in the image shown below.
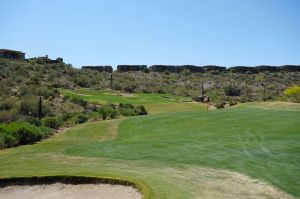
[59,88,206,114]
[0,103,299,198]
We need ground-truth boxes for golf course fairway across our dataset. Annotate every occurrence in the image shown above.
[0,102,299,199]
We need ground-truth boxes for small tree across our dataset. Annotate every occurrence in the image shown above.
[284,85,300,103]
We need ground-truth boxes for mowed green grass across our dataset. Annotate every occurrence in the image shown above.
[59,88,206,114]
[0,102,299,198]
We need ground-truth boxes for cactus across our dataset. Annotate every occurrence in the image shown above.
[38,96,42,119]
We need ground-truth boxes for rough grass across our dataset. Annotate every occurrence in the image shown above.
[59,88,206,114]
[235,101,300,111]
[0,103,299,198]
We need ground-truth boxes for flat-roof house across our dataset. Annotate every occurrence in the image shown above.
[0,49,25,60]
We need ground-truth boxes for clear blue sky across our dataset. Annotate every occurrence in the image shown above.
[1,0,300,68]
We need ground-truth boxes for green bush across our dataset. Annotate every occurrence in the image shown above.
[119,103,135,116]
[42,116,62,129]
[59,112,91,126]
[24,116,42,126]
[85,111,102,121]
[39,126,54,138]
[284,85,300,103]
[214,101,226,109]
[74,114,88,124]
[0,133,4,149]
[70,97,88,107]
[119,103,134,109]
[0,128,17,149]
[229,99,238,106]
[110,110,119,119]
[61,112,76,122]
[134,105,148,115]
[121,107,136,116]
[97,104,116,120]
[118,103,148,116]
[0,121,53,148]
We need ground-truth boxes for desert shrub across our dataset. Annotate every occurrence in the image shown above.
[134,105,148,115]
[284,85,300,103]
[238,95,249,103]
[176,87,193,97]
[124,85,136,93]
[85,112,102,121]
[229,99,238,106]
[42,116,62,129]
[0,82,11,97]
[0,128,17,148]
[0,97,20,123]
[74,114,88,124]
[70,97,88,107]
[0,133,4,149]
[224,85,241,96]
[38,126,54,138]
[156,87,167,94]
[118,103,148,116]
[121,107,136,116]
[214,101,226,109]
[74,75,90,87]
[97,104,115,120]
[110,110,119,119]
[18,84,32,96]
[119,103,134,109]
[180,69,191,76]
[61,112,76,122]
[36,86,56,99]
[58,112,91,126]
[0,97,19,111]
[24,116,42,126]
[20,96,38,116]
[0,108,19,123]
[16,125,41,145]
[20,96,43,117]
[119,103,136,116]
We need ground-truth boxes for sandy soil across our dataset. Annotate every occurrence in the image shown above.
[0,183,142,199]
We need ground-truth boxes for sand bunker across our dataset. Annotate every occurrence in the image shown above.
[0,183,142,199]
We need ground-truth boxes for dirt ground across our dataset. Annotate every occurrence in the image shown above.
[0,183,142,199]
